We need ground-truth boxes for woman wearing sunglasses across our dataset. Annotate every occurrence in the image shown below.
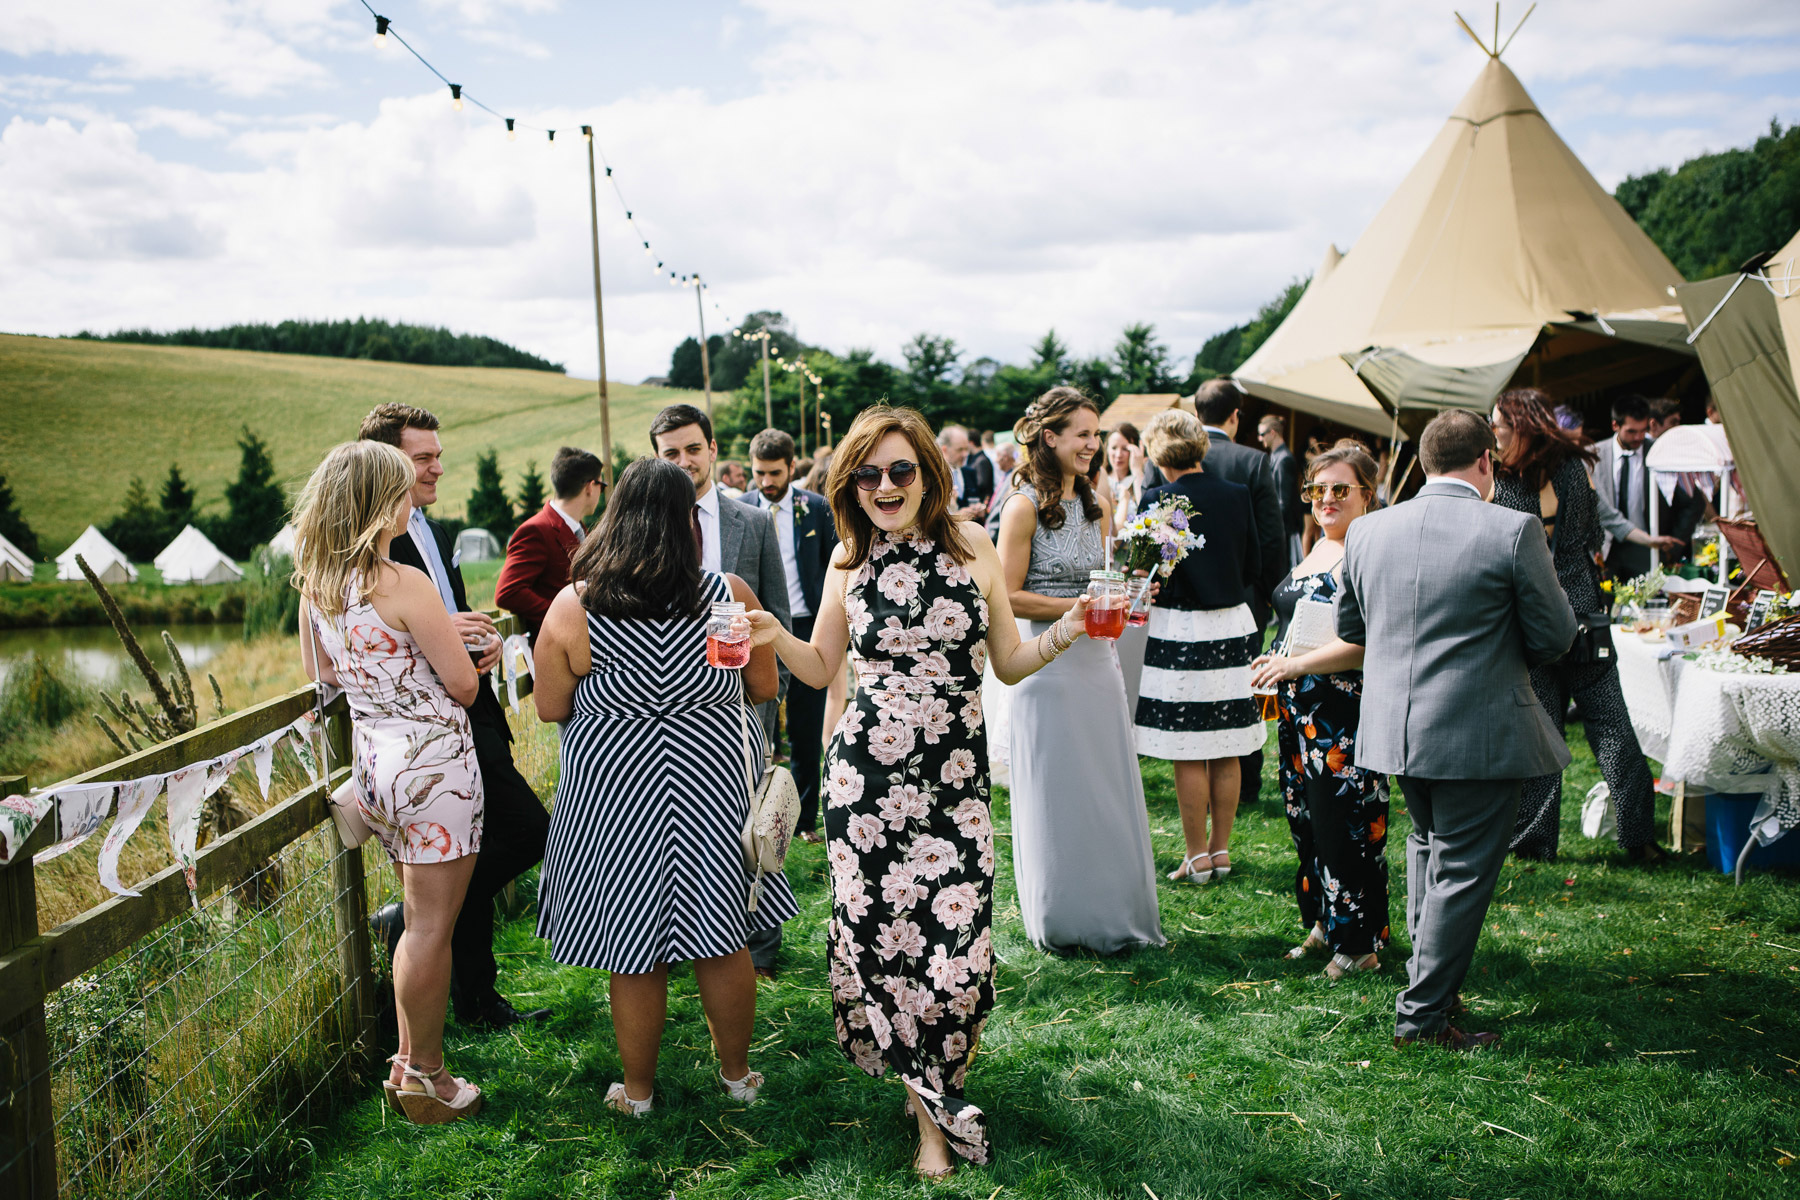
[997,387,1164,957]
[1249,440,1391,979]
[739,405,1089,1179]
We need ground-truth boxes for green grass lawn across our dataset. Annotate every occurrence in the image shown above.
[0,334,692,556]
[290,729,1800,1200]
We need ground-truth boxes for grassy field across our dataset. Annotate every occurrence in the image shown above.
[0,333,692,556]
[285,731,1800,1200]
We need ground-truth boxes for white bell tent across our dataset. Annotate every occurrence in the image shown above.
[154,525,245,586]
[0,532,33,583]
[56,526,138,584]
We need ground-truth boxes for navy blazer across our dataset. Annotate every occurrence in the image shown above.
[388,514,512,741]
[743,485,838,617]
[1141,471,1259,613]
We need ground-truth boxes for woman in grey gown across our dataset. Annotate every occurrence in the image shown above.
[996,387,1165,955]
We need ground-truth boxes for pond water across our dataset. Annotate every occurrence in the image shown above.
[0,624,246,690]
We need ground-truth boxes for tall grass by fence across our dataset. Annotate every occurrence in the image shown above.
[0,614,533,1199]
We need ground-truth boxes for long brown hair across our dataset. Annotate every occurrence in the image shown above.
[1013,386,1103,530]
[1305,439,1382,507]
[290,440,413,617]
[1494,387,1597,491]
[826,406,970,570]
[569,458,709,621]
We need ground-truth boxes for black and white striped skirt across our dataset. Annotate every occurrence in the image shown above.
[1133,603,1268,761]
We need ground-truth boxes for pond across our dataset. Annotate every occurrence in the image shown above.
[0,624,246,690]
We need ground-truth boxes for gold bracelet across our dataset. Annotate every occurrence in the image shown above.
[1037,628,1055,663]
[1049,616,1073,655]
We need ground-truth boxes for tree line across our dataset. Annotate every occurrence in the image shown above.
[72,318,565,373]
[1616,118,1800,280]
[96,429,288,562]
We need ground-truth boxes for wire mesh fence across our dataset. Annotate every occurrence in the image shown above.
[37,824,378,1200]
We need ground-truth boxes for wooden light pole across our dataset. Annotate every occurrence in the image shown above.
[693,276,713,422]
[581,125,613,485]
[760,335,773,427]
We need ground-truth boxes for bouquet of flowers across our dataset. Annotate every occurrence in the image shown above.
[1117,496,1204,577]
[1610,566,1665,616]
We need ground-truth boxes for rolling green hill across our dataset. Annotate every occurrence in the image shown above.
[0,333,692,556]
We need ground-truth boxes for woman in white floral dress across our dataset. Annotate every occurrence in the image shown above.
[743,406,1090,1179]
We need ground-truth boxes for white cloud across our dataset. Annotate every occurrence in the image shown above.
[1,0,1797,383]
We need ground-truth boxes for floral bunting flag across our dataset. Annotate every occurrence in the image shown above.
[501,634,534,712]
[97,777,163,898]
[0,792,55,865]
[35,782,121,863]
[163,765,209,900]
[288,713,322,784]
[252,735,277,800]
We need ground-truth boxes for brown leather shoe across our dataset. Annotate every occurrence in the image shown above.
[1394,1026,1499,1051]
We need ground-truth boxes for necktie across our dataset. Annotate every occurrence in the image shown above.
[692,503,703,559]
[1619,452,1635,526]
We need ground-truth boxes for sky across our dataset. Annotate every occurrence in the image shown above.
[3,0,1799,383]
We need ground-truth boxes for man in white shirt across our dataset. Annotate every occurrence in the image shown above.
[1593,394,1658,579]
[936,424,986,523]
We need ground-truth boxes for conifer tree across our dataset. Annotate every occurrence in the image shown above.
[466,450,514,538]
[515,461,546,516]
[0,475,40,559]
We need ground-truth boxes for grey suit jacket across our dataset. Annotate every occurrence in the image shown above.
[716,492,793,634]
[1336,480,1577,781]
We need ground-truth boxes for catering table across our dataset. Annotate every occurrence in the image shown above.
[1615,632,1800,873]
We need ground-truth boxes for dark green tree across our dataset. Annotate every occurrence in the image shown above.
[1616,119,1800,279]
[0,475,41,560]
[79,317,564,372]
[708,312,802,393]
[102,477,169,561]
[159,464,196,528]
[207,427,286,559]
[1070,356,1118,406]
[1031,329,1070,377]
[515,460,546,515]
[1112,323,1173,394]
[669,334,726,390]
[1186,277,1308,389]
[466,450,515,538]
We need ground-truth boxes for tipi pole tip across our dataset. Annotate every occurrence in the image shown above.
[1497,2,1537,58]
[1454,10,1494,56]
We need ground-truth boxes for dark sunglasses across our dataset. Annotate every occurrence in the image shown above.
[1301,482,1368,503]
[851,460,919,491]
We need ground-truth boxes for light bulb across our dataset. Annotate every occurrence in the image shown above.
[374,15,389,47]
[450,84,463,111]
[505,118,516,141]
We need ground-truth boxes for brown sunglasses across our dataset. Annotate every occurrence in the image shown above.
[1300,482,1369,502]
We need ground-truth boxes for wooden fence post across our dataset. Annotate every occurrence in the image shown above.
[323,714,376,1077]
[0,775,56,1200]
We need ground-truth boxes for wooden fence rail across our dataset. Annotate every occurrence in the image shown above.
[0,613,530,1200]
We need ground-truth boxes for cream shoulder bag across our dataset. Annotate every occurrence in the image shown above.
[738,677,799,913]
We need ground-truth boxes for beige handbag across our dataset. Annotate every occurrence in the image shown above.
[738,678,799,913]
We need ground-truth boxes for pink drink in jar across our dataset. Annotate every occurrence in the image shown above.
[707,601,751,668]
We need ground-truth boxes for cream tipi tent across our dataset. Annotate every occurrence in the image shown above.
[154,524,244,585]
[0,532,33,583]
[1676,229,1800,581]
[1237,48,1691,434]
[56,525,138,584]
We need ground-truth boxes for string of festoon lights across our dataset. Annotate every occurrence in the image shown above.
[358,1,730,322]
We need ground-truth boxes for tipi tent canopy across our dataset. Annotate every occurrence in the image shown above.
[1237,51,1692,435]
[56,525,138,584]
[154,524,244,586]
[0,532,32,583]
[1676,230,1800,581]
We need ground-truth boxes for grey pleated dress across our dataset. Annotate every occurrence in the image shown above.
[1007,485,1166,956]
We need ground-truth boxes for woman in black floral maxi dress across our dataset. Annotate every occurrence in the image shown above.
[743,404,1091,1177]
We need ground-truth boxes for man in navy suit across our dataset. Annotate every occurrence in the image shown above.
[360,403,552,1030]
[746,428,838,844]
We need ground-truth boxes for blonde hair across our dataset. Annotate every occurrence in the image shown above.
[291,440,415,617]
[1142,409,1210,471]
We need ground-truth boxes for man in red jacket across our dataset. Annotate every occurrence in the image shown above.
[495,446,604,641]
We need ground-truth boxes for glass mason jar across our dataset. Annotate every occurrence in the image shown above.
[1124,575,1154,627]
[706,601,751,668]
[1085,570,1128,641]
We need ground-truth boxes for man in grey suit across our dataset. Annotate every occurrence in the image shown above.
[1593,394,1697,579]
[1194,380,1289,808]
[650,404,793,977]
[1334,410,1576,1049]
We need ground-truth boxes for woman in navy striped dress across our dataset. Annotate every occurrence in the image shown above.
[532,459,797,1115]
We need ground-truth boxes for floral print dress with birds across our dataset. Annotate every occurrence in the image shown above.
[823,528,996,1164]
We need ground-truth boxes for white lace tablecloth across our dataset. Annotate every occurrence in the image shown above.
[1618,633,1800,842]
